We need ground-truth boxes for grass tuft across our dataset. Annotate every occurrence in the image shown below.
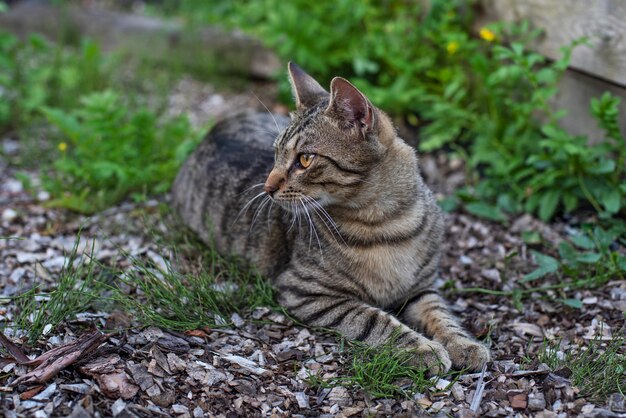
[538,333,626,402]
[114,235,278,331]
[307,331,436,399]
[7,232,109,345]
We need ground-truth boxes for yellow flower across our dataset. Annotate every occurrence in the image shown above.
[479,27,496,42]
[446,41,459,55]
[58,142,67,152]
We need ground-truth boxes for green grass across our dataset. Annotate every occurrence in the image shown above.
[113,219,278,331]
[538,334,626,403]
[306,332,438,399]
[5,233,110,345]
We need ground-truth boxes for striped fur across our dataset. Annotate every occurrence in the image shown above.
[172,63,490,373]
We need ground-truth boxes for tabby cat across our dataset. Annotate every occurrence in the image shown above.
[172,63,490,373]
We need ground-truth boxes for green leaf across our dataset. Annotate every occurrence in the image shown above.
[570,234,595,250]
[576,252,602,264]
[538,189,560,221]
[600,188,621,214]
[521,230,542,245]
[465,202,508,222]
[522,251,559,282]
[560,298,583,309]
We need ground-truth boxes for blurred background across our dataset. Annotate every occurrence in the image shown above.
[1,0,625,223]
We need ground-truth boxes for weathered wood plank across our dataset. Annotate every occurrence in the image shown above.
[0,1,280,80]
[552,70,626,142]
[479,0,626,87]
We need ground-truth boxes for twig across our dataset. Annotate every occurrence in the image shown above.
[470,363,488,413]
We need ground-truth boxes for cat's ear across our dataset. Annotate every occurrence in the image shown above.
[326,77,374,132]
[288,62,329,110]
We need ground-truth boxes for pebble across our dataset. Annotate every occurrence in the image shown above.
[451,382,465,401]
[430,401,445,412]
[459,255,473,265]
[4,179,23,193]
[2,208,17,222]
[171,404,189,415]
[111,398,126,416]
[37,191,50,201]
[528,393,547,411]
[295,392,310,409]
[328,386,351,406]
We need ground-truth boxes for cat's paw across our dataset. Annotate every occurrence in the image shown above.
[406,340,452,375]
[445,338,490,371]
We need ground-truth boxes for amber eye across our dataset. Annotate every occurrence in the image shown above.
[298,153,315,168]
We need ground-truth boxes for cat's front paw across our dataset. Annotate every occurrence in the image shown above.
[445,338,490,371]
[406,340,451,375]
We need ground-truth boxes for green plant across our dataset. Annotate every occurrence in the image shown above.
[459,224,626,309]
[537,334,626,403]
[161,0,625,224]
[6,234,109,344]
[115,241,277,331]
[40,90,203,213]
[306,332,436,399]
[0,31,112,134]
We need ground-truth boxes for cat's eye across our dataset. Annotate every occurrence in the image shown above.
[298,153,315,169]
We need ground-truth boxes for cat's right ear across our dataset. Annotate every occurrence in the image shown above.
[288,62,329,110]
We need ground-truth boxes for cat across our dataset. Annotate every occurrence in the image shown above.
[172,62,490,373]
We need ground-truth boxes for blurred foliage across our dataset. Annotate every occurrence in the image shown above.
[0,31,203,213]
[0,33,111,133]
[42,90,201,213]
[157,0,626,223]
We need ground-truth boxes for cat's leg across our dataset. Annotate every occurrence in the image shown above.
[275,274,452,374]
[399,290,490,371]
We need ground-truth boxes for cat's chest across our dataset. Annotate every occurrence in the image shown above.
[343,244,422,306]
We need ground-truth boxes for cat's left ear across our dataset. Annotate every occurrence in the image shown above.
[288,62,329,110]
[326,77,374,132]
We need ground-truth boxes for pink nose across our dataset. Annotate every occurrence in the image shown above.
[264,169,286,196]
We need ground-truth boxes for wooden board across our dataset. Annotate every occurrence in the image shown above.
[479,0,626,87]
[552,70,626,142]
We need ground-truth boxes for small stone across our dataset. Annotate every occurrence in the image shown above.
[430,401,445,411]
[2,208,17,222]
[295,392,310,409]
[328,386,351,406]
[451,383,465,401]
[37,191,50,201]
[582,296,598,305]
[146,384,161,398]
[193,407,204,418]
[231,313,245,327]
[481,268,501,282]
[32,383,56,401]
[111,398,126,416]
[167,353,186,373]
[508,390,528,410]
[172,404,189,415]
[460,255,473,265]
[5,179,23,193]
[528,393,546,411]
[329,404,340,414]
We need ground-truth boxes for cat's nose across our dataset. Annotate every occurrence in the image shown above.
[264,169,286,196]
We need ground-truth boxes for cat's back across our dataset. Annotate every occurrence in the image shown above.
[172,112,290,262]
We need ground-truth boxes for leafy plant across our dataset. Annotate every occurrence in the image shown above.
[162,0,626,224]
[0,31,112,134]
[459,224,626,309]
[40,90,203,213]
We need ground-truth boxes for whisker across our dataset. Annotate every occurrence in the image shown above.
[252,92,281,135]
[249,195,271,233]
[233,191,267,225]
[236,183,265,197]
[303,196,346,246]
[300,197,323,261]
